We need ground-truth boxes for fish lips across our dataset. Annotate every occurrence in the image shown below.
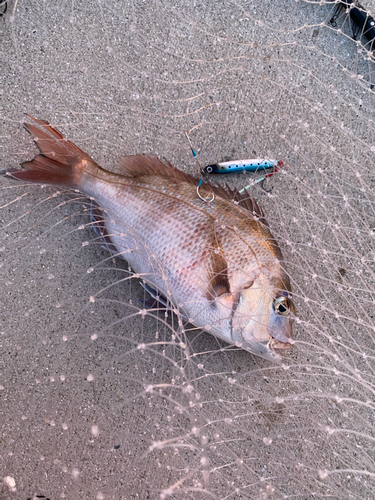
[247,339,284,363]
[234,335,290,363]
[232,319,284,363]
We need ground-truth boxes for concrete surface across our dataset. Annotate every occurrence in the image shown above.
[1,1,375,499]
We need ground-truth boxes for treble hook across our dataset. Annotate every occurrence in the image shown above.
[238,161,284,195]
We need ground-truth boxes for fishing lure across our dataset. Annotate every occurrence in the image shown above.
[203,159,282,175]
[184,131,283,200]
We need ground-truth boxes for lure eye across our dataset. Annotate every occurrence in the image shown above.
[273,296,290,316]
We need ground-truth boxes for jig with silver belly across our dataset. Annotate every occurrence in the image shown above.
[204,159,281,174]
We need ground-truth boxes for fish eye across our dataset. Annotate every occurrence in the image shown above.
[273,296,290,316]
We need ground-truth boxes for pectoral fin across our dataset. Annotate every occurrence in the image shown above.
[206,250,230,299]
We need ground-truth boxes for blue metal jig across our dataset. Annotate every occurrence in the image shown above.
[185,130,283,200]
[204,159,281,174]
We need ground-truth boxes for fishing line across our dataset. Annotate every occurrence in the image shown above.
[185,131,215,203]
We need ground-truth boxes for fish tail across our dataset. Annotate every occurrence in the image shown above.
[7,115,98,188]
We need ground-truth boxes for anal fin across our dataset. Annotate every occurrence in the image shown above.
[139,282,187,319]
[90,200,118,254]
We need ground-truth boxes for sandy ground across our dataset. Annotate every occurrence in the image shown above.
[1,1,375,499]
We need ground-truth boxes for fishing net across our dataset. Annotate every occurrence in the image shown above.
[1,0,374,498]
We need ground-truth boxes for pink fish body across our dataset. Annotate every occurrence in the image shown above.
[8,116,295,362]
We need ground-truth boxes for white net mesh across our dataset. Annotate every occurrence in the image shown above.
[1,1,375,498]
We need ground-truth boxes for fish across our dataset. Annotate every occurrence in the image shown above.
[6,115,295,363]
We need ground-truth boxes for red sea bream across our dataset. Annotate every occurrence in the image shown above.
[7,116,295,362]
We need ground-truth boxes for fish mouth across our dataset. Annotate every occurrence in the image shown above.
[269,337,292,351]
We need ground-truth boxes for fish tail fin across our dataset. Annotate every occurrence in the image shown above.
[7,115,98,188]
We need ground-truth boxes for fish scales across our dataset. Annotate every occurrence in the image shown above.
[80,170,284,327]
[7,115,295,362]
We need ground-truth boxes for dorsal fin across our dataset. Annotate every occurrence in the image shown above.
[118,154,198,185]
[209,183,270,228]
[118,155,269,227]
